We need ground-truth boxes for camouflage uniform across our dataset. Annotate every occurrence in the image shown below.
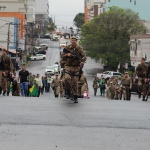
[78,74,87,97]
[121,76,132,100]
[93,80,99,96]
[1,54,13,96]
[59,79,65,98]
[52,77,60,97]
[114,84,122,100]
[109,83,115,100]
[62,44,86,102]
[135,63,148,100]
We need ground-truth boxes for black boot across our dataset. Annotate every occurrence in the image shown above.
[55,95,59,98]
[138,92,141,98]
[70,95,74,101]
[142,96,145,101]
[74,95,78,103]
[3,91,6,96]
[7,92,9,96]
[66,90,70,99]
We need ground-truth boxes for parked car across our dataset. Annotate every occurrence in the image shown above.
[40,44,48,50]
[50,34,59,41]
[30,54,46,61]
[35,46,42,51]
[45,65,58,75]
[97,71,123,80]
[34,50,46,55]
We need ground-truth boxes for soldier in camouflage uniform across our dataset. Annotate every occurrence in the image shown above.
[93,76,99,96]
[59,77,65,98]
[0,48,13,96]
[62,36,86,103]
[109,82,115,99]
[52,74,60,98]
[78,71,88,97]
[134,58,148,101]
[120,72,132,100]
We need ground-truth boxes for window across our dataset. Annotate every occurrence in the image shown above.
[113,73,122,76]
[103,71,109,74]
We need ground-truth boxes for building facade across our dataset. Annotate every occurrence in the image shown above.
[130,34,150,67]
[0,0,36,52]
[84,0,107,22]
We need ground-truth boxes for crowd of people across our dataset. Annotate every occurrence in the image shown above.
[1,37,150,102]
[93,57,150,101]
[93,72,132,100]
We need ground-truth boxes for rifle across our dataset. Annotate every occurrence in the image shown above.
[63,48,82,60]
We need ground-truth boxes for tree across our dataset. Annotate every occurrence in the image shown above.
[48,17,55,32]
[74,13,84,28]
[80,7,147,71]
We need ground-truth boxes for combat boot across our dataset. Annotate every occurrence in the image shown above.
[55,95,59,98]
[142,96,145,101]
[66,90,70,99]
[74,95,78,103]
[70,94,74,101]
[3,91,6,96]
[138,92,141,98]
[7,92,9,96]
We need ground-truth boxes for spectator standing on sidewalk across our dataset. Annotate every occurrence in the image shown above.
[18,64,30,97]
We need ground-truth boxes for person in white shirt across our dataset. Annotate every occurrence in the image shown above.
[35,74,43,97]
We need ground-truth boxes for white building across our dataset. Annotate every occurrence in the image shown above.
[35,0,49,19]
[130,34,150,67]
[26,0,36,23]
[0,0,26,13]
[87,0,107,21]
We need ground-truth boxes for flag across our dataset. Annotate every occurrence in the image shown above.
[29,85,38,97]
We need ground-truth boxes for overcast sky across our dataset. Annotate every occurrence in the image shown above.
[49,0,84,28]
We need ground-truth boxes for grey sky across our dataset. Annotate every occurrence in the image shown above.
[49,0,84,28]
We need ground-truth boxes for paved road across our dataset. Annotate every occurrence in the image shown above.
[1,39,150,150]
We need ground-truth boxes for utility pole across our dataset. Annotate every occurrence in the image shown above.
[6,22,12,54]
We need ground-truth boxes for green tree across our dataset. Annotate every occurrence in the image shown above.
[74,13,84,28]
[81,7,147,70]
[48,17,55,32]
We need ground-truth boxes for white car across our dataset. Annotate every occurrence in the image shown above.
[51,34,59,41]
[45,65,59,75]
[40,44,48,50]
[97,71,123,79]
[30,54,46,61]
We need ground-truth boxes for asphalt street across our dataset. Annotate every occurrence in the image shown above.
[0,39,150,150]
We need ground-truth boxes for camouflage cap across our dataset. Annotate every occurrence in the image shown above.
[71,36,78,40]
[125,71,128,74]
